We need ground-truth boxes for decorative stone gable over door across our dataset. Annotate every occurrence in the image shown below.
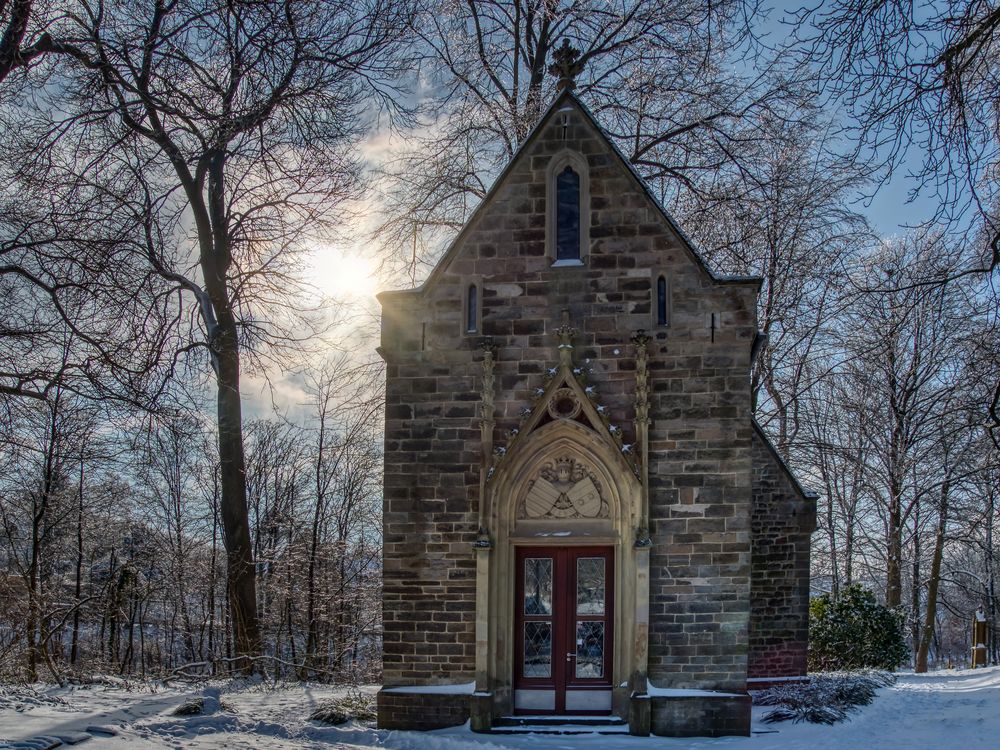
[473,316,649,720]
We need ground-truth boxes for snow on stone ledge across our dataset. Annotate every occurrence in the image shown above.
[381,682,476,695]
[646,682,745,698]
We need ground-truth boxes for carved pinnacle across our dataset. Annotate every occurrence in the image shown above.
[479,338,496,427]
[555,310,577,369]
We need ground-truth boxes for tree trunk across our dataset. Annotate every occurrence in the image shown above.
[911,516,921,664]
[26,392,61,680]
[71,453,84,666]
[987,491,998,664]
[916,479,950,672]
[215,334,261,671]
[208,471,219,667]
[823,469,840,597]
[886,480,903,608]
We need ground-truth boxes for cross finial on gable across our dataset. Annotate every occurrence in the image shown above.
[548,39,584,91]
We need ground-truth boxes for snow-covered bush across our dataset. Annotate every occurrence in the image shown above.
[754,670,895,724]
[309,689,376,725]
[808,585,909,671]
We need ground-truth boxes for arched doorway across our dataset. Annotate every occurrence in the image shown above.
[482,419,642,718]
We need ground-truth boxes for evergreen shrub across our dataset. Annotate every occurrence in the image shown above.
[808,584,908,671]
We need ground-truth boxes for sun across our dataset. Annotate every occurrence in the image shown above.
[307,245,379,301]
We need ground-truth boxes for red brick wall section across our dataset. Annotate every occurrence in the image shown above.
[748,428,815,679]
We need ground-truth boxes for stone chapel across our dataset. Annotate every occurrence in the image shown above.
[375,48,816,737]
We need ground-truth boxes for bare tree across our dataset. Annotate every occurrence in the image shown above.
[302,356,382,677]
[681,113,871,455]
[6,0,412,669]
[837,233,978,609]
[795,0,1000,278]
[0,0,50,83]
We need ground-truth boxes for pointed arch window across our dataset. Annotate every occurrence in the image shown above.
[655,275,668,326]
[464,279,482,335]
[556,166,581,261]
[546,150,589,265]
[466,284,479,333]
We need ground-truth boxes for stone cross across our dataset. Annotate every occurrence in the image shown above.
[548,39,584,91]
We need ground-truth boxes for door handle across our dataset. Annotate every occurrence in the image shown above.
[566,653,575,661]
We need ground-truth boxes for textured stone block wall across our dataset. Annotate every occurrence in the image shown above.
[650,695,752,737]
[748,428,815,678]
[645,341,755,692]
[376,692,470,730]
[380,330,481,684]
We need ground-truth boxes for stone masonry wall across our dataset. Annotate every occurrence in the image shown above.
[748,428,815,678]
[376,692,470,731]
[379,96,760,694]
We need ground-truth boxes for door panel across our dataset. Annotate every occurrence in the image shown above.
[514,546,613,714]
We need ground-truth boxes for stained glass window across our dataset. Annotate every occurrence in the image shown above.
[577,557,605,614]
[575,621,605,678]
[524,622,553,677]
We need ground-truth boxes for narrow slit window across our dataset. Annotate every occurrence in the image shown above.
[556,165,581,260]
[656,275,668,326]
[466,283,478,333]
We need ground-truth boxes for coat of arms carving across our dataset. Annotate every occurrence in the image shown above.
[521,456,608,519]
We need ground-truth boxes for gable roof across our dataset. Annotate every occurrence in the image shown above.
[496,359,639,481]
[378,90,762,304]
[752,420,819,501]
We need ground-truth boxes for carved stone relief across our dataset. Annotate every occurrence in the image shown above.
[520,456,609,519]
[546,387,582,420]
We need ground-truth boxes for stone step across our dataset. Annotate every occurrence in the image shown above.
[491,715,630,734]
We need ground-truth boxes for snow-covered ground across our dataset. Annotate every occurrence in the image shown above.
[2,666,998,750]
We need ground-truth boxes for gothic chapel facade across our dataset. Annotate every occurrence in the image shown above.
[376,49,815,737]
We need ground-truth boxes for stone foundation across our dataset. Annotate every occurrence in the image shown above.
[376,690,470,731]
[650,693,752,737]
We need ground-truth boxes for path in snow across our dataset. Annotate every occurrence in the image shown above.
[1,667,998,750]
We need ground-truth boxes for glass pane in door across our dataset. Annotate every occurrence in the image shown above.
[524,557,553,614]
[576,557,605,614]
[524,621,553,677]
[575,621,605,678]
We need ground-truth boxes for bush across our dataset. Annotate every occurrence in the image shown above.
[309,689,377,725]
[754,671,895,724]
[808,584,909,672]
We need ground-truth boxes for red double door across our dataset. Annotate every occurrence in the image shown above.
[513,546,614,714]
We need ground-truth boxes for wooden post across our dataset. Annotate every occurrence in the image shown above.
[972,607,988,668]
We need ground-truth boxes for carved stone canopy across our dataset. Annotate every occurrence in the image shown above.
[520,456,608,519]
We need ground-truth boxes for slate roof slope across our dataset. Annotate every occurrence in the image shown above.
[752,419,819,501]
